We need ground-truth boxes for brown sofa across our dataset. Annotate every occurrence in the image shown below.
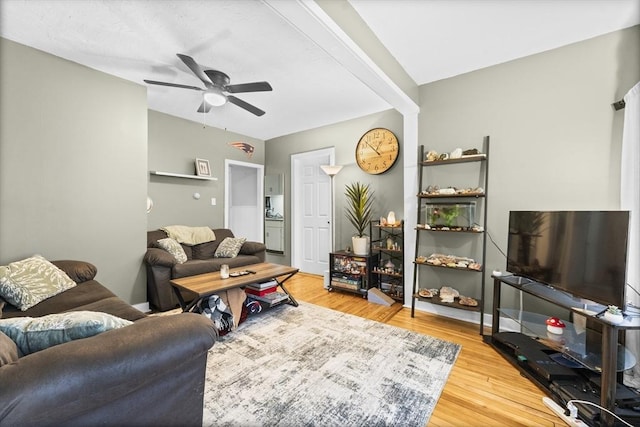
[145,228,266,311]
[0,260,217,427]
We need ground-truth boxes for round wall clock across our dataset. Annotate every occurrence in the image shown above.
[355,128,399,174]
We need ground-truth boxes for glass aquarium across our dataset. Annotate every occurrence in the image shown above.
[425,202,476,230]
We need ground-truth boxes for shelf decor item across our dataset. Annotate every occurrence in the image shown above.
[425,202,475,230]
[604,305,624,324]
[195,158,211,177]
[345,182,374,255]
[545,317,566,334]
[387,211,396,225]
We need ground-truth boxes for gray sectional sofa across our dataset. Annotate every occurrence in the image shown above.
[0,259,217,426]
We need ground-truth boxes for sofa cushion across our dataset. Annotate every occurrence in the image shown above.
[157,238,188,264]
[214,237,247,258]
[51,260,98,283]
[68,296,147,322]
[191,241,220,260]
[0,311,133,356]
[0,255,77,311]
[0,331,18,366]
[2,280,116,318]
[172,255,262,279]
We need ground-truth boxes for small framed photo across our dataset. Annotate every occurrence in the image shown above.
[195,158,211,177]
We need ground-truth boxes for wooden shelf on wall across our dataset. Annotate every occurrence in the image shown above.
[149,171,218,181]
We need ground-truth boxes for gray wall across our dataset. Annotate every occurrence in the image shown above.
[418,25,640,314]
[265,109,404,265]
[147,110,264,230]
[0,38,148,304]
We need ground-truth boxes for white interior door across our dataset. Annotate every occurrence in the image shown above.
[225,160,264,242]
[291,148,334,275]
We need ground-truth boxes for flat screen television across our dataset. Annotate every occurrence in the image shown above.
[506,210,629,308]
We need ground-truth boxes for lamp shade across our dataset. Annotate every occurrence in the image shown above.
[320,165,343,177]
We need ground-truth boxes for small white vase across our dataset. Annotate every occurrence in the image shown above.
[352,236,370,255]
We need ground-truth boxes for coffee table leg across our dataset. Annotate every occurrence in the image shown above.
[277,271,299,307]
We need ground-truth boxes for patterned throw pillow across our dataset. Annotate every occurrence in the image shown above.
[157,238,188,264]
[0,311,133,356]
[214,237,247,258]
[0,255,77,311]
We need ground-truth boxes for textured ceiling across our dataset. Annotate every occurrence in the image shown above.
[1,0,638,140]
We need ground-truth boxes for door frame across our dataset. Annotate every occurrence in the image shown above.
[224,159,264,241]
[290,147,335,272]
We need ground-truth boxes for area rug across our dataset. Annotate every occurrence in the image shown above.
[202,302,461,426]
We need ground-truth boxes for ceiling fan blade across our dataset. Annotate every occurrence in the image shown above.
[227,95,265,116]
[197,100,212,114]
[225,81,273,93]
[144,79,203,91]
[176,53,214,89]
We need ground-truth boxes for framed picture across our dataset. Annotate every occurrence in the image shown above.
[195,158,211,177]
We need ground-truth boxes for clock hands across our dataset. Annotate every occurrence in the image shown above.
[364,140,381,155]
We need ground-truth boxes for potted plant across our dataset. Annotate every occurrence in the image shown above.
[345,181,374,255]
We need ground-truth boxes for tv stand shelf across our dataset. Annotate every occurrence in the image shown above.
[498,308,636,372]
[487,275,640,427]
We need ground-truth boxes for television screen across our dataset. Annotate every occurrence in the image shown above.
[506,211,629,308]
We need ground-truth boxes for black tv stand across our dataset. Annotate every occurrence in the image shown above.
[486,275,640,427]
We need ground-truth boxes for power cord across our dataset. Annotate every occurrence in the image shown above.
[566,399,634,427]
[543,397,634,427]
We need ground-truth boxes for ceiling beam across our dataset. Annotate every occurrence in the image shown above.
[262,0,419,116]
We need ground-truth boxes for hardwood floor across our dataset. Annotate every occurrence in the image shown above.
[284,272,562,426]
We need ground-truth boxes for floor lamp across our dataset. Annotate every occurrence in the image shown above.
[320,165,343,253]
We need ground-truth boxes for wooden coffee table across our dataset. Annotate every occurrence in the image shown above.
[169,262,299,312]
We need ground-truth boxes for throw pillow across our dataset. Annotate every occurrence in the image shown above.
[156,238,188,264]
[214,237,247,258]
[0,255,77,311]
[51,260,98,283]
[0,311,133,356]
[0,331,19,366]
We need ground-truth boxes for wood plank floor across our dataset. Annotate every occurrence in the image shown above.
[284,272,562,426]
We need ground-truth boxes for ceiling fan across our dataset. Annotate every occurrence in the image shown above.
[144,54,272,116]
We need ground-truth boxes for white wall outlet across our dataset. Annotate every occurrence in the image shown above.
[211,197,216,206]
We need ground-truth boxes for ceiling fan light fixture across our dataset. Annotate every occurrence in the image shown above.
[204,90,227,106]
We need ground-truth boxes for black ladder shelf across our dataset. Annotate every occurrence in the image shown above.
[411,136,490,335]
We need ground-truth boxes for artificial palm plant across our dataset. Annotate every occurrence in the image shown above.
[344,181,374,238]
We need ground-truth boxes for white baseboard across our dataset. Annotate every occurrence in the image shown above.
[406,300,523,334]
[133,302,150,313]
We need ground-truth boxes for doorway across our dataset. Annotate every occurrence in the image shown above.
[225,160,264,243]
[291,148,335,275]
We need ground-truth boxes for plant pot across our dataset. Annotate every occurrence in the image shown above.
[352,236,370,255]
[604,311,624,325]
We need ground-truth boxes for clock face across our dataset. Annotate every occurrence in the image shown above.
[356,128,399,175]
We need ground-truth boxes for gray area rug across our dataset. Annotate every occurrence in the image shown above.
[203,302,461,426]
